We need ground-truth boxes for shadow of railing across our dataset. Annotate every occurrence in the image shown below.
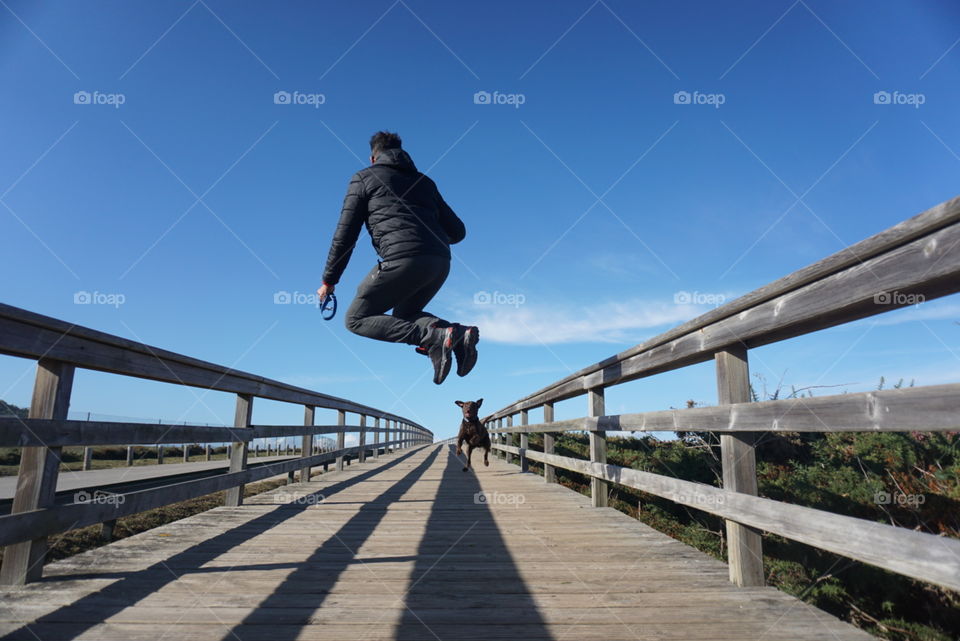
[395,445,553,640]
[213,446,442,640]
[0,449,422,641]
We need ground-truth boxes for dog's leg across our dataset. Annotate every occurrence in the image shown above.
[455,435,464,456]
[463,445,472,472]
[484,446,490,467]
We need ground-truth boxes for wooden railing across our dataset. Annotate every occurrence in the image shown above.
[0,303,432,585]
[484,194,960,593]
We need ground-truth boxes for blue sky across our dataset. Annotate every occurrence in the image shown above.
[1,0,959,441]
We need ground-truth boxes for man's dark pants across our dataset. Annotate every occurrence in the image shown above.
[345,254,451,345]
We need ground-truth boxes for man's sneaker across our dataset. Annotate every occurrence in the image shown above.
[420,326,454,385]
[454,324,480,377]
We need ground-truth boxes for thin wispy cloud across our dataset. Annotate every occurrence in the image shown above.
[452,297,709,345]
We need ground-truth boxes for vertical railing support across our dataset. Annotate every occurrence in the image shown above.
[506,415,514,465]
[716,346,764,587]
[126,445,134,466]
[588,388,608,508]
[224,394,252,507]
[0,359,74,585]
[335,410,346,472]
[519,410,529,473]
[358,414,367,463]
[373,417,380,458]
[300,405,315,483]
[543,402,556,484]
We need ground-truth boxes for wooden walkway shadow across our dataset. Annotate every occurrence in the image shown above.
[0,444,876,640]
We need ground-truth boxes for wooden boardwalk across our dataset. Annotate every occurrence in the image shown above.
[0,444,875,641]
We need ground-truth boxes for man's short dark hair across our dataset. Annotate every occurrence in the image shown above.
[370,131,402,156]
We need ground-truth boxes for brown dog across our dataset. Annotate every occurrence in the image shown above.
[455,399,490,472]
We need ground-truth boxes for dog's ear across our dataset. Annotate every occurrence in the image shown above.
[455,400,464,407]
[476,398,483,407]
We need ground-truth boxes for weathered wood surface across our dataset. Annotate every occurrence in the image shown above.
[0,444,875,640]
[485,195,960,419]
[0,455,300,501]
[492,444,960,592]
[488,382,960,434]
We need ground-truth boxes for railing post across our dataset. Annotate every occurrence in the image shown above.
[335,410,346,472]
[498,419,505,459]
[373,417,380,458]
[0,359,75,585]
[543,402,556,484]
[506,415,514,464]
[183,443,189,463]
[716,346,764,587]
[588,388,608,508]
[157,444,164,465]
[82,446,92,471]
[358,414,367,463]
[300,405,315,483]
[519,409,529,473]
[126,445,134,466]
[224,394,252,507]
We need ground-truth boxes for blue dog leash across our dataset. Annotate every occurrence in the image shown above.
[318,293,337,320]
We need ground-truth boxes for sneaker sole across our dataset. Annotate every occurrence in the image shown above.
[457,326,479,377]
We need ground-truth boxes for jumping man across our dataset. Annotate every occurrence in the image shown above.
[317,131,479,385]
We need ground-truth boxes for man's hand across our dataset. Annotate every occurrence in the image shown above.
[317,283,335,301]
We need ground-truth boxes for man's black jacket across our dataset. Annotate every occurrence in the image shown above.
[322,148,465,286]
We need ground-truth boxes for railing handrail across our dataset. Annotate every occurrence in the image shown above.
[483,194,960,595]
[0,303,420,427]
[0,304,432,586]
[484,194,960,422]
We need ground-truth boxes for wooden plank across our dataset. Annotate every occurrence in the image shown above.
[588,389,607,508]
[0,444,875,641]
[519,410,529,473]
[335,411,346,472]
[490,445,960,592]
[485,196,960,420]
[0,419,256,447]
[716,347,763,587]
[0,359,74,585]
[225,395,252,507]
[543,402,556,484]
[300,406,314,483]
[0,444,378,548]
[488,382,960,435]
[358,415,366,464]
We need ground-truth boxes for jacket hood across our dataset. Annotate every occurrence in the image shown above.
[373,147,417,172]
